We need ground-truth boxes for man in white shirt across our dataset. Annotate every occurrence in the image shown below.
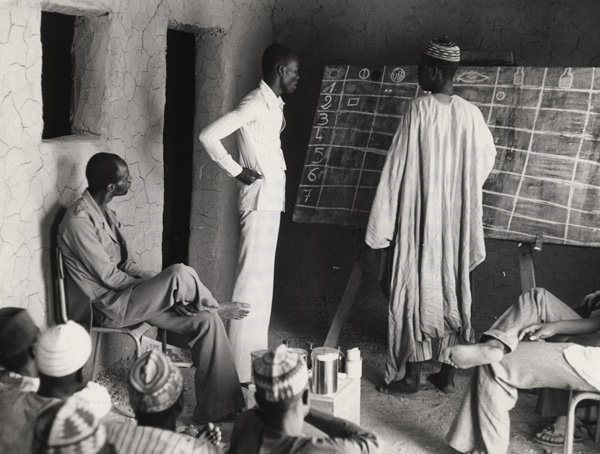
[444,287,600,454]
[199,43,300,383]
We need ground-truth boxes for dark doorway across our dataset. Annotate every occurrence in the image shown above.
[162,30,196,268]
[41,12,75,139]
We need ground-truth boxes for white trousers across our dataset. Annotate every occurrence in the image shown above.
[228,210,281,382]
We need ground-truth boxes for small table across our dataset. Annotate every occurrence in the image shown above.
[309,375,361,425]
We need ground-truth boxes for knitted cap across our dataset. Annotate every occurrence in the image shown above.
[422,36,460,63]
[35,321,92,377]
[0,307,39,361]
[73,382,112,418]
[128,349,183,413]
[253,344,309,402]
[33,396,107,454]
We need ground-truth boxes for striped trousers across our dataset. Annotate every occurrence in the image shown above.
[227,210,281,383]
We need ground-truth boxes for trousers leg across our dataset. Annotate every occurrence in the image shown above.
[535,332,600,417]
[447,341,596,454]
[146,310,245,423]
[228,211,281,382]
[484,288,581,352]
[107,264,218,328]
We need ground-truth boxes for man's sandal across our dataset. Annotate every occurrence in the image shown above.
[534,425,584,446]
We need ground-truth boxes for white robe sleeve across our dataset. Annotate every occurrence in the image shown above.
[365,101,414,250]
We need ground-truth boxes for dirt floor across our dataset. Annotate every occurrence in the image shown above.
[96,286,600,453]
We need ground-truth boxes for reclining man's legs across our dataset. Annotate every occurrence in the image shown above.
[443,288,581,368]
[147,309,245,424]
[445,288,600,454]
[119,264,246,422]
[447,341,596,454]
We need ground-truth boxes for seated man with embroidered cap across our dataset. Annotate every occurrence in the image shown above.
[228,344,380,454]
[0,311,110,454]
[445,288,600,454]
[33,396,113,454]
[105,349,222,454]
[58,152,249,424]
[0,307,57,454]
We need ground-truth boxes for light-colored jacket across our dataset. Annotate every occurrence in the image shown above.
[58,189,152,328]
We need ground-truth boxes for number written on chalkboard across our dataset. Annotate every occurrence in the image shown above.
[311,147,326,164]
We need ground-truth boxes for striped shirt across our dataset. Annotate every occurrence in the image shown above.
[105,421,223,454]
[199,80,287,212]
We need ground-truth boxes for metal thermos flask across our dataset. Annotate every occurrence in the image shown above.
[311,347,338,395]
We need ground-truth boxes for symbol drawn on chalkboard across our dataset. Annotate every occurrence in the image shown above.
[348,97,360,107]
[456,70,489,84]
[496,91,506,101]
[324,82,337,93]
[390,68,406,83]
[359,68,370,80]
[317,112,329,126]
[303,189,313,203]
[308,167,321,182]
[384,88,392,94]
[513,67,524,85]
[324,67,341,80]
[321,95,333,110]
[312,147,325,164]
[559,68,573,89]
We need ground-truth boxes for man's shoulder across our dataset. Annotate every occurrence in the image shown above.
[63,197,92,221]
[241,87,264,102]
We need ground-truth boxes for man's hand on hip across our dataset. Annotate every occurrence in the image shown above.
[236,168,263,185]
[217,302,250,320]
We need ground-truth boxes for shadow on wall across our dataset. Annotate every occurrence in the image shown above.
[40,155,75,326]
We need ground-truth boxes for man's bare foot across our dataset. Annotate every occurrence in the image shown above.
[442,344,504,369]
[427,364,455,393]
[217,301,250,320]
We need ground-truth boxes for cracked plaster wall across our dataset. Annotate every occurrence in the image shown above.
[270,0,600,335]
[0,0,274,346]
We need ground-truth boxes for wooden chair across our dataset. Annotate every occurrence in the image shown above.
[564,390,600,454]
[56,248,166,379]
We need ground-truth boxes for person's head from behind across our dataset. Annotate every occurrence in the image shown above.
[86,152,131,197]
[128,349,184,431]
[35,321,93,395]
[253,344,310,426]
[33,396,114,454]
[417,36,460,92]
[0,307,40,377]
[262,44,300,95]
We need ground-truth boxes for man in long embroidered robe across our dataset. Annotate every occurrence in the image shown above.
[366,37,497,394]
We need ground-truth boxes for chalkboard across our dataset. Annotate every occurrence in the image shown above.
[293,65,600,247]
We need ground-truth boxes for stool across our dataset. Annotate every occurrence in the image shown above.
[564,390,600,454]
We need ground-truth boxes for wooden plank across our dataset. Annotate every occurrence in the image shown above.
[518,243,536,293]
[324,263,364,347]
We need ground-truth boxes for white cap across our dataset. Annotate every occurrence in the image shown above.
[35,321,92,377]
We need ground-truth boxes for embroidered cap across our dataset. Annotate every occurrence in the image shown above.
[0,307,39,363]
[253,344,309,402]
[128,349,183,413]
[423,36,460,64]
[33,396,107,454]
[35,321,92,377]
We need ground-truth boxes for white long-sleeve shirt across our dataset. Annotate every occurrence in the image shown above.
[199,80,287,212]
